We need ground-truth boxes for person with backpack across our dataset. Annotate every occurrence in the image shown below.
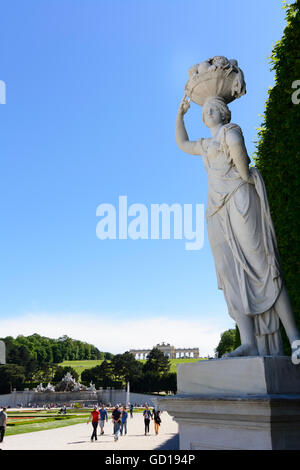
[153,410,162,435]
[112,405,122,441]
[143,404,153,435]
[99,404,108,435]
[120,405,128,436]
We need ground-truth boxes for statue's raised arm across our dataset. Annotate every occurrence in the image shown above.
[175,96,202,155]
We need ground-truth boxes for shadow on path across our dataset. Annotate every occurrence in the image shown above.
[155,433,179,450]
[68,441,87,445]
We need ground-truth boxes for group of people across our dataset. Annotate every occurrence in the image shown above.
[87,404,128,442]
[143,405,161,436]
[87,404,110,441]
[87,403,162,442]
[0,403,162,445]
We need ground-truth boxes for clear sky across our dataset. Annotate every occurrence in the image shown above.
[0,0,287,355]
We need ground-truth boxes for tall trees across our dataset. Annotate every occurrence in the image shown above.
[0,365,26,394]
[143,348,170,374]
[111,352,143,383]
[0,334,103,365]
[215,329,236,357]
[81,360,120,388]
[80,349,176,394]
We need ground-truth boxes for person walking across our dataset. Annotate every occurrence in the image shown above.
[0,407,7,444]
[87,406,100,442]
[99,404,108,435]
[154,410,162,435]
[143,404,153,435]
[129,403,134,418]
[120,406,128,436]
[112,405,122,441]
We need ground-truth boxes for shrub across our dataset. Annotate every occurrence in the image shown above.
[253,1,300,352]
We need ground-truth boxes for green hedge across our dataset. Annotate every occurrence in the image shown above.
[253,0,300,353]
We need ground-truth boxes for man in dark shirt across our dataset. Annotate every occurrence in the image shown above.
[112,405,122,441]
[0,407,7,443]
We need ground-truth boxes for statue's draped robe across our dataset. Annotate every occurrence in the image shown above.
[196,124,284,355]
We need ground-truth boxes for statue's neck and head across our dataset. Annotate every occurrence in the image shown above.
[184,55,245,138]
[202,97,231,137]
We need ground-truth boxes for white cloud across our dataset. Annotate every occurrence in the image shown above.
[0,312,234,357]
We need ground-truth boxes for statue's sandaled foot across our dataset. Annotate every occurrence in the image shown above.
[291,336,300,360]
[222,343,258,358]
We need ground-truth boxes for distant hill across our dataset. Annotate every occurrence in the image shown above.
[0,333,111,365]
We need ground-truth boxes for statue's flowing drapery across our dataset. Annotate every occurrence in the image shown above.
[197,124,284,355]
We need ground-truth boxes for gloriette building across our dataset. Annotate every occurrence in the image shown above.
[129,342,199,360]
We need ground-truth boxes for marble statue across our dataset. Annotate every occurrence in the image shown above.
[73,381,88,392]
[55,372,88,392]
[176,56,300,357]
[45,383,55,392]
[36,383,45,392]
[87,382,96,392]
[73,382,83,392]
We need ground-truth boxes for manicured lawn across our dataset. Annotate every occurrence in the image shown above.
[169,358,203,373]
[5,412,90,436]
[5,408,144,436]
[59,360,104,378]
[136,358,204,373]
[60,357,205,378]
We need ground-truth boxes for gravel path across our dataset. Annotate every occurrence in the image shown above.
[1,411,179,450]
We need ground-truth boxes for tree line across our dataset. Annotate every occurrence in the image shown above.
[1,334,110,364]
[81,348,177,394]
[0,333,112,394]
[0,331,242,392]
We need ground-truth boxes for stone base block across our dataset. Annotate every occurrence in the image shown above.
[177,356,300,395]
[158,357,300,450]
[159,394,300,450]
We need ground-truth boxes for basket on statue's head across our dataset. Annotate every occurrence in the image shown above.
[184,56,246,106]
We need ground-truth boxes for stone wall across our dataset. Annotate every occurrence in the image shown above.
[0,389,157,408]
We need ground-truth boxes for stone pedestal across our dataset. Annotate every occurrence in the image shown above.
[158,357,300,450]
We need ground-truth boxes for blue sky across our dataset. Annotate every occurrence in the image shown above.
[0,0,287,355]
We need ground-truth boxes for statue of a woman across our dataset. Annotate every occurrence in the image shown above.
[175,61,300,357]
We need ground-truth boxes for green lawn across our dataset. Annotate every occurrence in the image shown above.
[5,408,144,436]
[5,411,90,436]
[138,358,203,373]
[59,360,104,378]
[168,358,202,373]
[60,357,204,378]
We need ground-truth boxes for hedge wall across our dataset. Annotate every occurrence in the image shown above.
[253,0,300,352]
